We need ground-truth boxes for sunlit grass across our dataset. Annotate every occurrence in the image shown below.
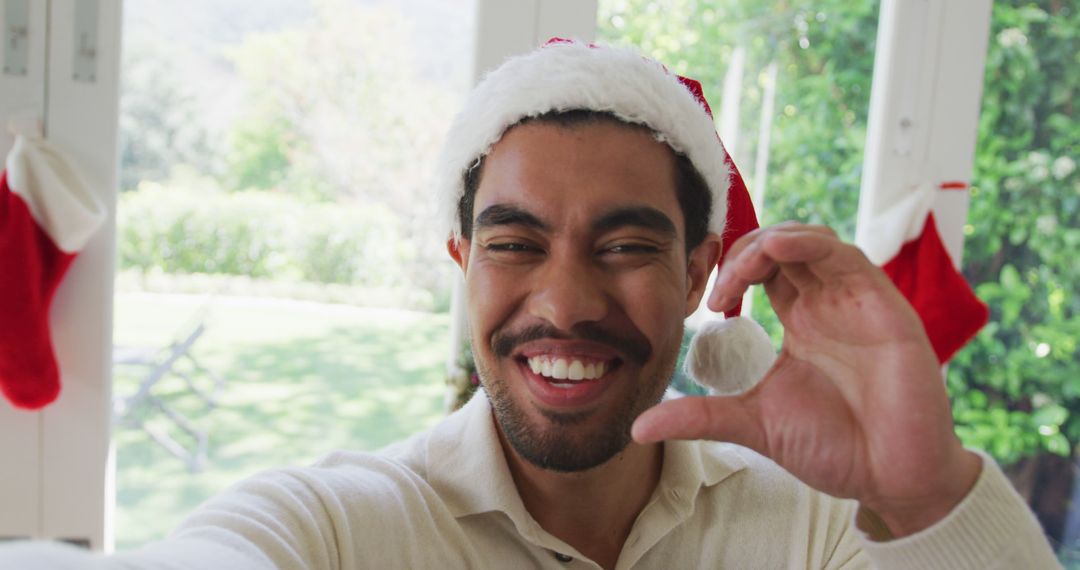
[112,292,449,550]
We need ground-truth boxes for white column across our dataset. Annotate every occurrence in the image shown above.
[0,0,49,541]
[39,0,123,551]
[717,45,744,160]
[741,60,778,318]
[472,0,598,82]
[0,0,122,551]
[855,0,992,266]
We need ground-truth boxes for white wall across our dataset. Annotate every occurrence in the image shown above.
[0,0,122,551]
[0,0,49,541]
[472,0,598,82]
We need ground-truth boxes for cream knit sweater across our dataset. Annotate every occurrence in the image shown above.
[0,394,1061,569]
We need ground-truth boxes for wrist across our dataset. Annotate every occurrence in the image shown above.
[861,449,983,538]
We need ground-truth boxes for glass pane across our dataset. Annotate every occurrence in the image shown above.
[599,0,1079,559]
[598,0,879,393]
[599,1,878,240]
[113,0,474,549]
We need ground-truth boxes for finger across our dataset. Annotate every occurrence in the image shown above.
[632,395,765,452]
[710,225,839,311]
[761,267,801,315]
[721,223,836,273]
[707,279,741,313]
[759,231,875,284]
[709,241,776,311]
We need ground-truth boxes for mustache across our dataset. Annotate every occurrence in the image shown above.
[491,323,651,366]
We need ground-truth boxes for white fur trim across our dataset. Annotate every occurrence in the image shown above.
[6,134,105,252]
[685,316,776,396]
[436,41,731,241]
[855,182,935,265]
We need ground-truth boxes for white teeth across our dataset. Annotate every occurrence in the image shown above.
[551,359,569,380]
[525,356,610,381]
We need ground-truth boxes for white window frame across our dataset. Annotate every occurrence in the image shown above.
[0,0,122,551]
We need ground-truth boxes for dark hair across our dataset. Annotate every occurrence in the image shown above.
[458,110,712,254]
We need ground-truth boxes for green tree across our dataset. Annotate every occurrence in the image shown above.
[119,38,216,191]
[220,0,459,291]
[221,0,454,204]
[947,1,1078,551]
[601,0,877,236]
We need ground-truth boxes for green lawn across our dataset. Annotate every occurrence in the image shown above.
[112,292,450,550]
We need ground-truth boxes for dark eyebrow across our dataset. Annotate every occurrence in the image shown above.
[474,204,550,231]
[592,206,677,238]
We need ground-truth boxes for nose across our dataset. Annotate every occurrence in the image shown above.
[526,250,608,331]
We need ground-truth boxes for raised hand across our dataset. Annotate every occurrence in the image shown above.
[632,223,981,537]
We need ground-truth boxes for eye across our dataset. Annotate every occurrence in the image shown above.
[481,240,547,262]
[600,242,663,256]
[486,242,542,253]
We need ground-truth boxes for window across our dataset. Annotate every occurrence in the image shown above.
[599,1,1080,558]
[112,0,475,548]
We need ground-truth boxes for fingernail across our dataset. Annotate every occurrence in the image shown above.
[631,416,657,443]
[710,290,732,312]
[716,263,731,286]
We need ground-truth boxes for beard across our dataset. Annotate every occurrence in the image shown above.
[477,322,678,473]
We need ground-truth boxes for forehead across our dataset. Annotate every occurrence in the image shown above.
[473,120,683,230]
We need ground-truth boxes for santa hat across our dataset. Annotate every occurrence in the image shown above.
[436,39,775,395]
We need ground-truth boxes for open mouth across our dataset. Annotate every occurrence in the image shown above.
[516,355,622,388]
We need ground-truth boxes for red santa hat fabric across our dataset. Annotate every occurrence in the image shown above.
[1,125,105,409]
[435,39,774,394]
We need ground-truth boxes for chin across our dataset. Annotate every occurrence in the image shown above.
[500,400,633,472]
[481,370,666,473]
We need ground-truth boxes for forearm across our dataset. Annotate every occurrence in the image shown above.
[0,468,336,570]
[0,536,260,570]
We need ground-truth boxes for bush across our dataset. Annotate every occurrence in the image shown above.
[292,203,407,286]
[118,182,409,288]
[948,1,1080,465]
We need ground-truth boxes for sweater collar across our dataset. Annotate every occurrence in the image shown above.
[424,391,530,520]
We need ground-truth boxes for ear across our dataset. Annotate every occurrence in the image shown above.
[447,236,470,273]
[684,232,722,316]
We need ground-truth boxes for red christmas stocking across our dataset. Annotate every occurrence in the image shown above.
[882,213,989,363]
[0,134,104,409]
[858,181,989,364]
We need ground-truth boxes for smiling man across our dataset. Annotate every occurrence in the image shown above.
[456,116,695,471]
[448,115,708,566]
[0,40,1060,570]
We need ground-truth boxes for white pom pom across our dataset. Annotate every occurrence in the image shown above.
[685,316,777,395]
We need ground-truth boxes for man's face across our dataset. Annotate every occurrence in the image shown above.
[448,120,717,472]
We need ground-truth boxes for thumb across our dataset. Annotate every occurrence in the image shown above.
[632,395,765,450]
